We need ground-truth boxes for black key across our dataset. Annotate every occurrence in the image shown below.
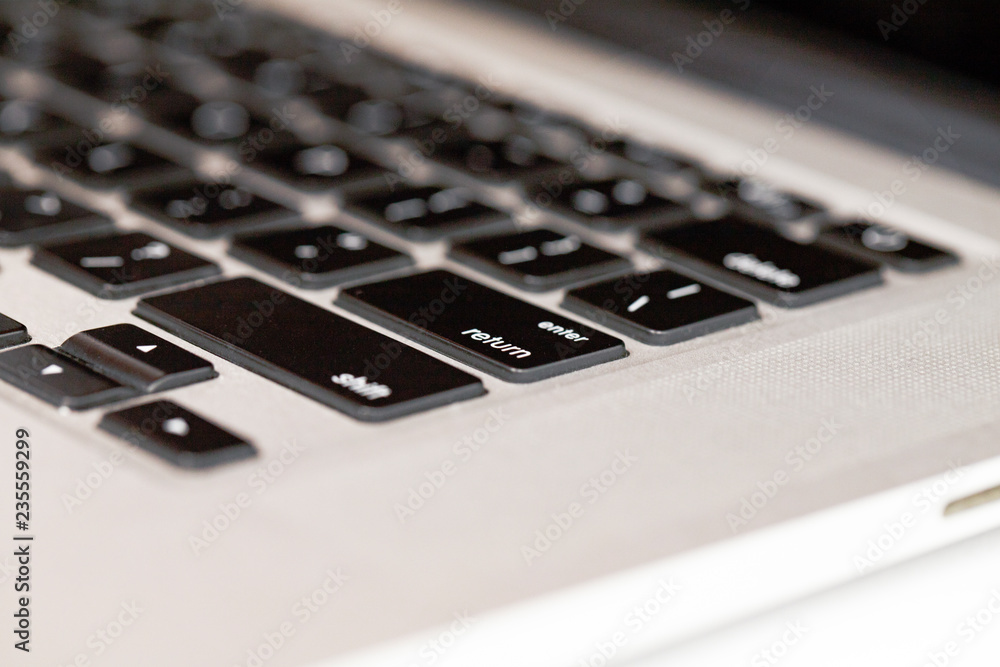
[818,221,959,273]
[563,271,759,345]
[543,178,690,232]
[32,232,221,299]
[0,345,135,409]
[134,278,484,421]
[337,270,627,382]
[0,97,70,142]
[346,184,513,242]
[129,178,299,238]
[429,132,563,184]
[99,400,255,469]
[230,225,412,289]
[449,228,631,292]
[60,324,217,392]
[0,313,30,349]
[137,89,276,146]
[305,79,373,122]
[216,50,304,93]
[241,141,384,192]
[702,178,824,223]
[0,189,113,247]
[641,215,882,308]
[608,142,699,175]
[34,140,184,189]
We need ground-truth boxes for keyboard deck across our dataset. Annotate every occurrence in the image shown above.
[0,0,960,468]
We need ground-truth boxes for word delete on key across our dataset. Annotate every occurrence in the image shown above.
[337,270,627,382]
[642,215,882,307]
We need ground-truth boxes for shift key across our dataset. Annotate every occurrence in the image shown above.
[337,270,627,383]
[134,277,484,422]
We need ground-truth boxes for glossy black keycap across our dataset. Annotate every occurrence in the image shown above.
[0,97,69,142]
[429,132,563,184]
[544,178,691,232]
[641,215,882,307]
[136,89,276,146]
[60,324,217,392]
[230,225,412,289]
[337,270,627,382]
[34,139,184,189]
[346,184,513,241]
[0,344,135,409]
[0,188,113,247]
[449,228,631,292]
[134,278,484,421]
[32,232,221,299]
[241,140,384,191]
[702,178,824,223]
[305,79,374,122]
[818,221,959,273]
[129,178,299,238]
[607,142,699,176]
[0,313,30,349]
[99,400,255,469]
[564,270,759,345]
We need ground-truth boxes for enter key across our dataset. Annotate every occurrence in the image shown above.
[337,270,627,383]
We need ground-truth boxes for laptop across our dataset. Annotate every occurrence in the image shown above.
[1,0,999,665]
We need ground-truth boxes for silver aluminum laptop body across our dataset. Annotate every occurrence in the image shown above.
[2,1,1000,666]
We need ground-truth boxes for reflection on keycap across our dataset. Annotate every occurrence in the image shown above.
[449,228,632,291]
[642,215,883,307]
[346,184,513,241]
[0,188,112,247]
[564,270,759,345]
[130,178,299,238]
[32,231,220,298]
[818,221,958,273]
[230,225,412,288]
[539,177,691,232]
[337,270,627,382]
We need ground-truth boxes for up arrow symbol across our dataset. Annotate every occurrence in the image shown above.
[136,345,157,353]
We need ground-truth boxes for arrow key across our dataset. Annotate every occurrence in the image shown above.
[99,400,256,469]
[0,344,136,409]
[60,324,217,392]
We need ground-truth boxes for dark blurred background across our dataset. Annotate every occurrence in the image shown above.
[480,0,1000,187]
[491,0,1000,88]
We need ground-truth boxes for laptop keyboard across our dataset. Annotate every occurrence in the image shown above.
[0,0,961,467]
